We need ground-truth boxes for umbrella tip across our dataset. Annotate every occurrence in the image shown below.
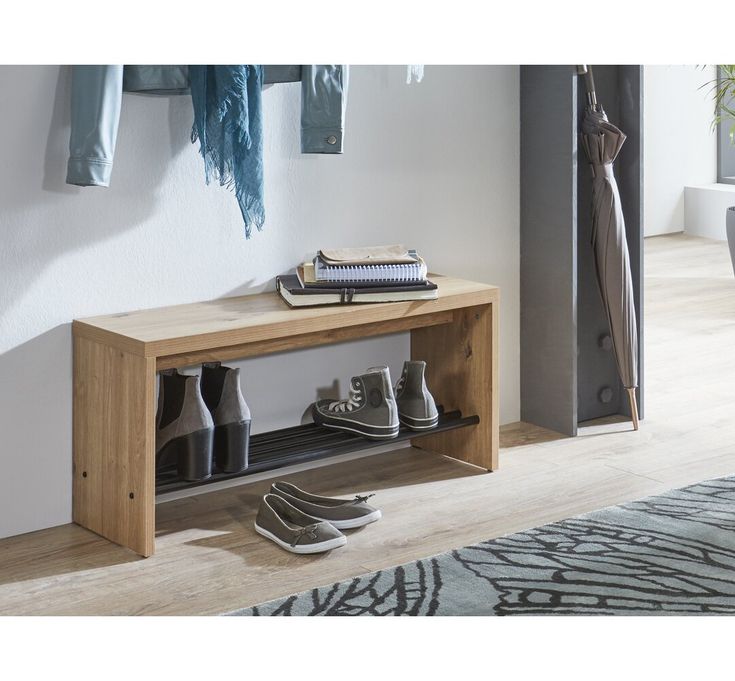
[626,388,640,431]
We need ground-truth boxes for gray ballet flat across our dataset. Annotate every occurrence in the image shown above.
[270,481,382,529]
[254,494,347,554]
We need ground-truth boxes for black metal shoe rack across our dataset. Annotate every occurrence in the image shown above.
[155,407,479,495]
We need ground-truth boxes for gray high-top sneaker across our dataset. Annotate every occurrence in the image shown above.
[156,369,214,481]
[201,362,251,473]
[394,360,439,430]
[254,494,347,554]
[312,366,399,440]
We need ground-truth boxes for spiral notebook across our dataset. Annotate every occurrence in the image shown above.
[314,249,427,283]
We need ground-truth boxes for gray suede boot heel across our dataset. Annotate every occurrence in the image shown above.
[395,360,439,430]
[156,369,214,481]
[201,362,251,473]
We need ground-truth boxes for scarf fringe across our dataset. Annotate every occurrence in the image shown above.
[190,65,264,237]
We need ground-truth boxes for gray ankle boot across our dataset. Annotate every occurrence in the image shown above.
[394,360,439,430]
[201,362,251,473]
[156,369,214,481]
[312,366,399,440]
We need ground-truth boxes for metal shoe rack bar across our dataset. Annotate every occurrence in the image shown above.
[155,407,479,495]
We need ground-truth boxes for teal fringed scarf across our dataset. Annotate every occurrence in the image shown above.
[189,65,264,237]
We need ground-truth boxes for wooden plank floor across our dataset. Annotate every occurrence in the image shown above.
[2,233,734,615]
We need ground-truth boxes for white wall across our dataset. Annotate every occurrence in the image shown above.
[0,65,520,539]
[643,65,716,236]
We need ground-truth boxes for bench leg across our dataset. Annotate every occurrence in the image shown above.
[73,336,156,556]
[410,302,498,471]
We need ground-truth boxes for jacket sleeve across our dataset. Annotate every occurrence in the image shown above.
[66,65,124,187]
[301,65,348,154]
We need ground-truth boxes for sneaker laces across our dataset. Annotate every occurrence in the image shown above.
[328,383,363,413]
[291,523,320,547]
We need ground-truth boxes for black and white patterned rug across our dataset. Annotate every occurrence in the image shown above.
[228,476,735,616]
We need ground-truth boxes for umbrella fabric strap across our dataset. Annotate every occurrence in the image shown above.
[589,162,614,180]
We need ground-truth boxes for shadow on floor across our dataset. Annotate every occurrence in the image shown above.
[0,421,600,587]
[498,421,567,448]
[155,421,589,555]
[0,524,142,587]
[577,414,637,437]
[154,447,486,560]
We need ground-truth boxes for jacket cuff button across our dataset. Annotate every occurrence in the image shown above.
[326,135,337,145]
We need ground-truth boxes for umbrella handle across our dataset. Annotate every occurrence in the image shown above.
[626,388,640,431]
[576,64,598,108]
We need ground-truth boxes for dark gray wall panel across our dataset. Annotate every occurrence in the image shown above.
[521,65,643,434]
[520,66,578,436]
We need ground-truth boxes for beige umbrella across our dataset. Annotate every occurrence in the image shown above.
[578,65,640,430]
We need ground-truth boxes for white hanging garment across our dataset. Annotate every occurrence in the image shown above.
[406,65,424,84]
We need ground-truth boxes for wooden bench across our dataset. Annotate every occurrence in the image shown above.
[72,275,499,556]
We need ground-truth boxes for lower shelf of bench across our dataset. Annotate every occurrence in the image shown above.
[155,409,479,495]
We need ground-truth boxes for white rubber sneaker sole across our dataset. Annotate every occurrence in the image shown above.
[310,508,382,530]
[319,420,400,440]
[399,414,439,431]
[254,523,347,554]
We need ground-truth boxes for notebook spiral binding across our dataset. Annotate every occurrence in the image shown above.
[316,260,426,283]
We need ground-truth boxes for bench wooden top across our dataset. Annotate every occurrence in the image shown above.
[73,275,499,358]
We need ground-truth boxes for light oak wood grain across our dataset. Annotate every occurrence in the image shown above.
[411,302,498,470]
[73,336,156,557]
[156,310,454,370]
[74,275,498,358]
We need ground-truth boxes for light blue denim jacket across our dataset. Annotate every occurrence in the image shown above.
[66,65,348,187]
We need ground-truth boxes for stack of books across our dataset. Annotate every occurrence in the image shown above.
[276,245,438,307]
